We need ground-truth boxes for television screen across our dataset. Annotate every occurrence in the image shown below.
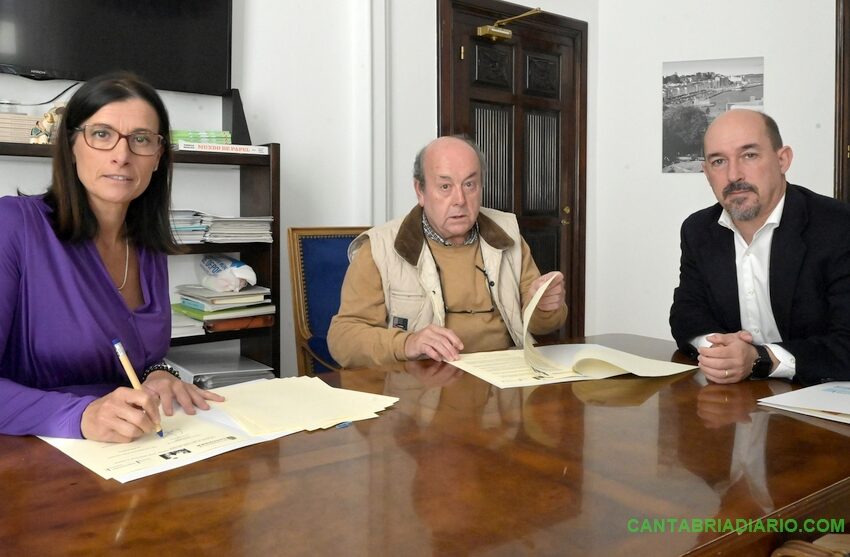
[0,0,232,96]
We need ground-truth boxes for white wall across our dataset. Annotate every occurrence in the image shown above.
[589,0,836,340]
[0,1,837,376]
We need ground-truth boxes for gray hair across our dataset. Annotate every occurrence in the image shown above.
[413,135,487,189]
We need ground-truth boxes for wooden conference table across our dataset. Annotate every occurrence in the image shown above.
[2,334,850,556]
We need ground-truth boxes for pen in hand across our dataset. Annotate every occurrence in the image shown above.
[112,338,163,438]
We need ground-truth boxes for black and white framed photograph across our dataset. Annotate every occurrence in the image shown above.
[662,56,764,173]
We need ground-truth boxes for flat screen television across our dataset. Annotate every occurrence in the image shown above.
[0,0,232,96]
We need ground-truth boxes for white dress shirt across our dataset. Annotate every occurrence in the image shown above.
[691,195,796,379]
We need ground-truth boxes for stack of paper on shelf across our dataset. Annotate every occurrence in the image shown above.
[175,284,271,312]
[38,376,398,483]
[165,343,274,388]
[169,209,207,244]
[172,284,275,333]
[200,213,273,243]
[171,310,205,338]
[0,112,38,143]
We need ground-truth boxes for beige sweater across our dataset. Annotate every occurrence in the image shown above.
[329,220,567,369]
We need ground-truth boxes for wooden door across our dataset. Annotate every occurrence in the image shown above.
[438,0,588,336]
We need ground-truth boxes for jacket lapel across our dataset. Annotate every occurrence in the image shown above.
[704,219,743,330]
[769,185,807,337]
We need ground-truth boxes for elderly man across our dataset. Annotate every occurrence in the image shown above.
[670,109,850,385]
[328,136,567,369]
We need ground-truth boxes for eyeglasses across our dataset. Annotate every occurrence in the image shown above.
[74,124,165,156]
[436,263,496,315]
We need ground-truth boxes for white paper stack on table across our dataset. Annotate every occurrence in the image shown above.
[38,377,398,483]
[758,382,850,425]
[200,212,273,243]
[165,342,274,388]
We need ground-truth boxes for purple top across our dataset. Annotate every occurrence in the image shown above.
[0,195,170,438]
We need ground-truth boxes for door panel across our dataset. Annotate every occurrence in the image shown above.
[439,0,587,336]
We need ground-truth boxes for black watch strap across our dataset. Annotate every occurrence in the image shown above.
[751,344,773,378]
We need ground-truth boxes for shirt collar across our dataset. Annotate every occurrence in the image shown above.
[421,213,479,246]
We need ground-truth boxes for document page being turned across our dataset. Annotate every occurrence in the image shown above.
[450,275,695,388]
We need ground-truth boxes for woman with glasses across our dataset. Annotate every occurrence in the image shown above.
[0,72,222,441]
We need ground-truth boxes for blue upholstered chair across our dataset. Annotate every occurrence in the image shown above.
[287,227,367,375]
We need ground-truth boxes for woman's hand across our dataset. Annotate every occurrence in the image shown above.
[80,386,162,443]
[142,371,225,416]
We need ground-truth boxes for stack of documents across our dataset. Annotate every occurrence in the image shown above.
[201,213,273,243]
[165,343,274,389]
[0,112,38,143]
[39,377,398,483]
[169,209,207,244]
[175,284,271,312]
[170,310,205,338]
[758,382,850,425]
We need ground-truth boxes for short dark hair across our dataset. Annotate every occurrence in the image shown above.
[413,135,487,189]
[44,72,179,253]
[758,112,784,150]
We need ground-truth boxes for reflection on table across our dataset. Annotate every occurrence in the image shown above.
[2,334,850,556]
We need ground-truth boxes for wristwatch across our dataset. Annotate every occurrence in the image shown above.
[751,344,773,378]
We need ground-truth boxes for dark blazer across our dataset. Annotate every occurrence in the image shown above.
[670,184,850,385]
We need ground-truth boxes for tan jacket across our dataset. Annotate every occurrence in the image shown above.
[350,205,526,345]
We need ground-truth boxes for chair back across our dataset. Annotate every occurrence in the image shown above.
[288,227,367,375]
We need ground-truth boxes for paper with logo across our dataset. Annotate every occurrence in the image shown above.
[451,275,695,388]
[38,377,397,482]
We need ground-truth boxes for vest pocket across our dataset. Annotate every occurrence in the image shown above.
[388,290,426,330]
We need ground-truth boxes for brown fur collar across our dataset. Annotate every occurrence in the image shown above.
[393,205,515,266]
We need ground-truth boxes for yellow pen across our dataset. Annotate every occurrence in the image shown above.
[112,338,163,438]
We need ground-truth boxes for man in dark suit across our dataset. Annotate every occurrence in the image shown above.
[670,109,850,385]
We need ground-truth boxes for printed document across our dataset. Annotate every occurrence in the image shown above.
[39,377,397,483]
[451,275,695,388]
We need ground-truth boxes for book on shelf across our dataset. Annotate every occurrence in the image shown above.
[171,310,205,338]
[180,296,270,313]
[171,302,276,322]
[175,284,270,303]
[170,129,231,145]
[203,314,275,333]
[174,140,268,155]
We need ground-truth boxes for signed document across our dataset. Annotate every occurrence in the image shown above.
[451,275,695,388]
[39,377,398,482]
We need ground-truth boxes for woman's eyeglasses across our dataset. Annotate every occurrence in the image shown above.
[74,124,165,156]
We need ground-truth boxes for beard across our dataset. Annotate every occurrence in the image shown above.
[721,181,761,221]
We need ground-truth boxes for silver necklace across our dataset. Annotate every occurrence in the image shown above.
[116,236,129,291]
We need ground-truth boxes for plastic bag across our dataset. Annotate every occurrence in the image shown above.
[198,255,257,292]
